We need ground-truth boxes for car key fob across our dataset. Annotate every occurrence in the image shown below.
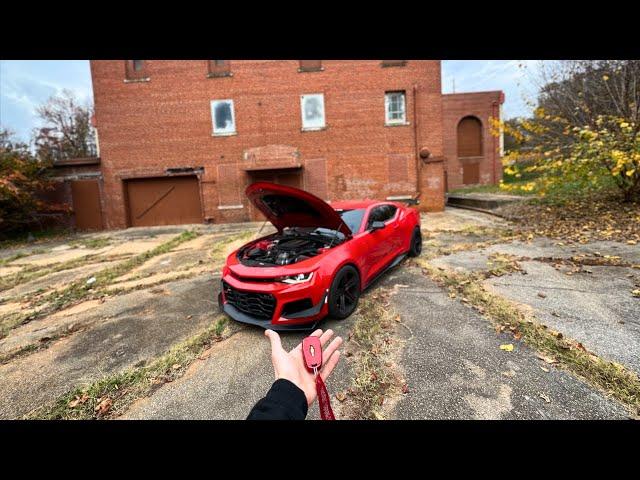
[302,336,322,372]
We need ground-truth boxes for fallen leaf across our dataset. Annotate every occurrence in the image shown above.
[536,353,558,364]
[335,392,346,402]
[94,397,112,415]
[402,384,409,394]
[540,366,550,373]
[539,393,551,403]
[499,344,514,352]
[67,393,89,408]
[632,289,640,298]
[186,315,193,319]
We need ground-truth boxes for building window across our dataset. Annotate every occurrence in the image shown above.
[208,60,232,77]
[298,60,323,72]
[381,60,407,67]
[125,60,149,81]
[211,99,236,135]
[385,91,406,125]
[457,116,483,157]
[300,94,325,130]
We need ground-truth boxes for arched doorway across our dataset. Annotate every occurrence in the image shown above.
[457,116,483,185]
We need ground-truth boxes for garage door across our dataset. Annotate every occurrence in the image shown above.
[71,180,103,230]
[125,176,203,227]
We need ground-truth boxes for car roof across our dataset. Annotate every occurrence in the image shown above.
[330,200,403,210]
[330,200,380,210]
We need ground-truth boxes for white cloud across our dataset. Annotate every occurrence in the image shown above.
[0,60,92,142]
[442,60,550,119]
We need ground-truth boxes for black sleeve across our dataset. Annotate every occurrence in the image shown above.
[247,379,308,420]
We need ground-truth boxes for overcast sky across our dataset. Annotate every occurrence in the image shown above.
[0,60,543,143]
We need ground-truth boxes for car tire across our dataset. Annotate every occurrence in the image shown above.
[408,227,422,257]
[327,265,361,320]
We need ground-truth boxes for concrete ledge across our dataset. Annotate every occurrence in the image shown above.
[447,193,529,211]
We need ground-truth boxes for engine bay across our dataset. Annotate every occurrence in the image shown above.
[237,228,345,267]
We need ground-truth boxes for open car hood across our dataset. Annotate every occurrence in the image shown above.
[245,182,352,236]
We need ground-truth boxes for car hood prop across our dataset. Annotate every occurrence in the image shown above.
[245,182,352,236]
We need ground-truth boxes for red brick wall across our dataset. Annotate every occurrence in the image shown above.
[442,91,504,191]
[90,60,445,229]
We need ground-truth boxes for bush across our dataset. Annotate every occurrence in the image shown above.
[0,130,65,238]
[495,114,639,202]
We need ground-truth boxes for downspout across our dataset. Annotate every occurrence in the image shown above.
[413,84,421,200]
[491,101,498,184]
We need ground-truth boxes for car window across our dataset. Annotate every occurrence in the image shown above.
[366,205,397,228]
[338,209,366,233]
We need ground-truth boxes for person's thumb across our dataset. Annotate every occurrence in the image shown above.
[264,329,283,353]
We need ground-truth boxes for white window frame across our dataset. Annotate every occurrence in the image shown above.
[211,99,236,136]
[300,93,326,131]
[385,91,407,125]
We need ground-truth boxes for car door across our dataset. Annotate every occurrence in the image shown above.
[375,204,404,266]
[360,205,396,284]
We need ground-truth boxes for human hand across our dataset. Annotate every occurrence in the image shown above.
[265,328,342,406]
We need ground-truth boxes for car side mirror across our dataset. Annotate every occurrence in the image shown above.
[369,221,386,232]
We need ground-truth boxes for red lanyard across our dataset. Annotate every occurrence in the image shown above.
[302,336,335,421]
[315,373,335,420]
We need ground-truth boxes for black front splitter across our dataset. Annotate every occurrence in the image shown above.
[221,302,321,332]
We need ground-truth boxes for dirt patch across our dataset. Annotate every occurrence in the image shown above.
[337,292,405,420]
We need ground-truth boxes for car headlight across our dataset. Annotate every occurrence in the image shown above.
[277,272,314,284]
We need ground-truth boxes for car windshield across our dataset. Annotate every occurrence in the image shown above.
[283,208,366,237]
[338,209,366,233]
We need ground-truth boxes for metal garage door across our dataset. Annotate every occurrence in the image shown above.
[71,180,103,230]
[125,176,203,227]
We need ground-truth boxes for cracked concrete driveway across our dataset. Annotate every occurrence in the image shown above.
[0,208,637,419]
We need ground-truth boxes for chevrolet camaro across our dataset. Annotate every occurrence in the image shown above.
[218,182,422,331]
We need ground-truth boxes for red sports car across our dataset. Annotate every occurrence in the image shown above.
[218,182,422,331]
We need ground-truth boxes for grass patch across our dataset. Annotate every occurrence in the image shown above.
[0,250,128,293]
[450,182,535,196]
[0,324,82,365]
[0,231,200,338]
[345,293,401,420]
[417,258,640,416]
[209,231,255,262]
[0,228,74,250]
[26,315,229,419]
[0,252,29,266]
[71,237,112,249]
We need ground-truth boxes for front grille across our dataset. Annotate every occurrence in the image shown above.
[222,281,276,320]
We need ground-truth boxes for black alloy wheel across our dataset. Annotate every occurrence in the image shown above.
[328,265,360,319]
[408,227,422,257]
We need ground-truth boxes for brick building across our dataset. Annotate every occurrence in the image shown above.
[442,91,505,190]
[87,60,503,230]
